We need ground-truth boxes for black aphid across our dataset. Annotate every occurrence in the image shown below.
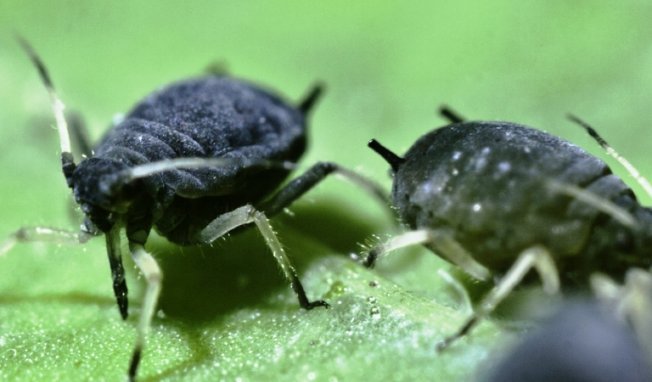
[5,39,387,380]
[364,106,652,349]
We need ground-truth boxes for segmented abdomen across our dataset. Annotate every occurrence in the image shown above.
[92,76,306,198]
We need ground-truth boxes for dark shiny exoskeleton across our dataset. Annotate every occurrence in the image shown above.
[11,39,387,381]
[365,108,652,349]
[392,121,652,282]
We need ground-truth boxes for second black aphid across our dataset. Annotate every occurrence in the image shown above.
[10,39,386,380]
[365,107,652,348]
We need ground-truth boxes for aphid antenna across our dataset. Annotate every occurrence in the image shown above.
[121,157,297,182]
[17,36,76,184]
[438,105,466,124]
[368,139,404,172]
[568,113,652,200]
[297,82,324,115]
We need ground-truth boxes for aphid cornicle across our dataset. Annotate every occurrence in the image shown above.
[364,106,652,349]
[6,39,387,380]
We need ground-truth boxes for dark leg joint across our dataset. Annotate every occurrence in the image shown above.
[258,161,337,216]
[114,281,129,320]
[106,228,130,319]
[362,249,379,269]
[436,316,477,352]
[292,279,329,310]
[107,251,129,319]
[128,346,142,382]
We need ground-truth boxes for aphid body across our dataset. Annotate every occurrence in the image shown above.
[392,121,652,279]
[76,76,309,244]
[8,39,387,380]
[366,108,652,348]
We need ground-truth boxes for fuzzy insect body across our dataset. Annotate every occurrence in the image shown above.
[75,76,307,243]
[366,109,652,350]
[9,39,388,381]
[394,121,652,282]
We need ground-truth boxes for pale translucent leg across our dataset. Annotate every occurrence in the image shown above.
[591,268,652,361]
[436,245,560,351]
[198,204,328,310]
[127,242,162,382]
[362,229,490,281]
[438,269,473,315]
[0,226,90,257]
[546,179,636,228]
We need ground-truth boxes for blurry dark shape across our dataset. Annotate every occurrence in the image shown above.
[485,302,652,382]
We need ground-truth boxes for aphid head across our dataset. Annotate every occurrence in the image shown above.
[70,158,136,232]
[368,139,405,172]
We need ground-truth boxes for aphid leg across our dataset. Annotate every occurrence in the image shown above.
[620,269,652,361]
[424,231,491,281]
[259,161,390,216]
[362,229,490,281]
[568,114,652,199]
[589,272,621,302]
[127,242,162,382]
[438,105,466,123]
[124,160,389,214]
[591,269,652,360]
[106,227,128,320]
[361,230,430,267]
[438,269,473,314]
[436,245,560,351]
[198,204,328,309]
[546,179,637,228]
[0,226,90,257]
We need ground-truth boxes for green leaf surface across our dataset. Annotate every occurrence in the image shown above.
[1,1,651,381]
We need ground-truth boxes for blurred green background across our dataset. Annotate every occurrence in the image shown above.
[0,1,651,381]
